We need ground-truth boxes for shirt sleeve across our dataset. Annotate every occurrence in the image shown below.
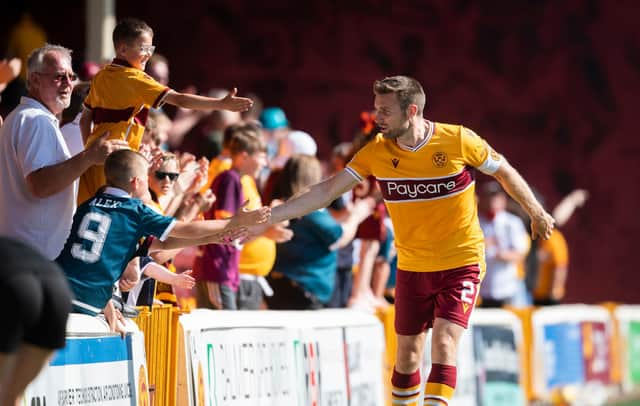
[345,138,378,181]
[460,126,504,175]
[131,71,170,109]
[138,203,176,242]
[16,115,70,177]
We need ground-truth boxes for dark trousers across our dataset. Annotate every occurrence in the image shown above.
[265,273,323,310]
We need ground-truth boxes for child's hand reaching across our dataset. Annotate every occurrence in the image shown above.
[170,270,196,289]
[216,227,249,245]
[219,87,253,112]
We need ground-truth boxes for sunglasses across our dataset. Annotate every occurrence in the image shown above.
[35,71,78,84]
[154,171,179,181]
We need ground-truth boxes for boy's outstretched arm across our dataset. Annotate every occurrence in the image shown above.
[164,87,252,112]
[141,262,196,290]
[167,204,268,239]
[150,227,249,251]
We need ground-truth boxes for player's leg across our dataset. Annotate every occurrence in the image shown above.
[393,332,427,406]
[423,318,465,405]
[423,264,481,406]
[392,269,434,406]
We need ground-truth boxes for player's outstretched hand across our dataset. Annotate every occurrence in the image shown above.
[228,201,271,228]
[220,87,253,112]
[171,270,196,289]
[530,210,555,240]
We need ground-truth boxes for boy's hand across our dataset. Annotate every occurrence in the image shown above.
[219,87,253,112]
[217,226,249,245]
[228,201,271,228]
[171,269,196,289]
[104,300,127,337]
[86,131,130,164]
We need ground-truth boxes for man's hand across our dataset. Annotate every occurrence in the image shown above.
[530,210,555,240]
[219,87,253,112]
[86,131,130,165]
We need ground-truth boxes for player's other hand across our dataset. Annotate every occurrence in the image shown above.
[530,210,555,240]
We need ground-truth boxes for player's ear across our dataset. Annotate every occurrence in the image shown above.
[407,103,418,118]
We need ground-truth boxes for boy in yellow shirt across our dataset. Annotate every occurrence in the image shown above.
[78,17,252,203]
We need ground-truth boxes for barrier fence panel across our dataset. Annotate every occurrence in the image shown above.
[614,305,640,395]
[530,304,615,404]
[178,309,385,406]
[23,314,149,406]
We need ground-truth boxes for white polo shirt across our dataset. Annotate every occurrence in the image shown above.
[479,210,529,300]
[0,96,78,259]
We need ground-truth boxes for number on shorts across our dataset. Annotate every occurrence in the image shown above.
[460,280,475,304]
[70,212,112,263]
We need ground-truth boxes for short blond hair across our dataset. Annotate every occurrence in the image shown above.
[104,150,147,189]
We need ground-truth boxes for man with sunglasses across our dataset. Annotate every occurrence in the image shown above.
[0,44,129,259]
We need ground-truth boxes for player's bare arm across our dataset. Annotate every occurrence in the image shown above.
[492,160,555,240]
[269,169,360,225]
[164,87,252,112]
[169,206,269,239]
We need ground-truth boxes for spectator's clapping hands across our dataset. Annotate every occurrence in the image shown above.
[0,57,21,92]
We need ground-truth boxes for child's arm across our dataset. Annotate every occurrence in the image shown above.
[150,226,249,252]
[168,205,270,239]
[163,87,252,113]
[142,263,195,290]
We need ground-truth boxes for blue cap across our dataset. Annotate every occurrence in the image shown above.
[260,107,289,130]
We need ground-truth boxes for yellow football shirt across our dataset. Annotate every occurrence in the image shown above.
[238,175,276,276]
[78,59,169,203]
[346,120,503,273]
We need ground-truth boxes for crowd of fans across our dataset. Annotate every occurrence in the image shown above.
[0,16,585,322]
[0,14,590,405]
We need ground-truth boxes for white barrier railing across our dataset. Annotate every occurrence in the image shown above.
[21,305,640,406]
[179,309,385,406]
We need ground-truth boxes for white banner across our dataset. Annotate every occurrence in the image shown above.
[24,333,148,406]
